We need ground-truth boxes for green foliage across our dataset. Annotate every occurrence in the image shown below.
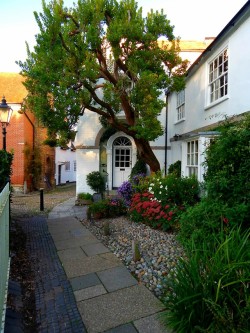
[88,197,127,219]
[18,0,187,171]
[129,173,200,231]
[147,173,200,207]
[86,171,106,193]
[204,113,250,206]
[178,199,249,247]
[0,150,14,190]
[129,158,147,179]
[77,192,93,200]
[161,227,250,333]
[168,160,181,177]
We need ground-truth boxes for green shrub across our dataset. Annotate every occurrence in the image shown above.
[88,197,127,219]
[129,158,147,179]
[168,160,181,177]
[147,173,200,207]
[161,227,250,333]
[0,150,14,190]
[77,192,93,200]
[204,113,250,207]
[86,171,106,193]
[178,199,249,249]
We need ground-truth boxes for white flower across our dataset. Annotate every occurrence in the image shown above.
[150,183,154,186]
[159,191,162,194]
[160,185,163,188]
[149,187,152,191]
[165,185,168,190]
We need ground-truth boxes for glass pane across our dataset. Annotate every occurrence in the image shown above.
[125,162,130,167]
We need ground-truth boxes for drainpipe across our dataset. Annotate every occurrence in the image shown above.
[164,89,170,176]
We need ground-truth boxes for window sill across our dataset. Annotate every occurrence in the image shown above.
[174,118,186,125]
[205,95,229,111]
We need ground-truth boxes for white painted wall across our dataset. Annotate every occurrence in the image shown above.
[55,147,76,185]
[76,148,100,195]
[167,8,250,179]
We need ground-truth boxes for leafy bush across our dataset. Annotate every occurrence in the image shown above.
[128,173,200,231]
[129,158,147,179]
[86,171,106,193]
[129,191,178,231]
[161,227,250,333]
[204,113,250,207]
[0,150,14,190]
[168,160,181,177]
[117,173,146,206]
[147,173,199,207]
[88,197,127,219]
[178,199,249,247]
[77,192,93,200]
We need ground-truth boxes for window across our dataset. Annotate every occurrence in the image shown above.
[73,160,76,172]
[176,90,185,121]
[187,139,198,176]
[209,48,228,103]
[65,161,70,171]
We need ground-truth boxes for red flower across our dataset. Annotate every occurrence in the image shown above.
[223,217,229,224]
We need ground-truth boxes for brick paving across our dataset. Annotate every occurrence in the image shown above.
[10,216,86,333]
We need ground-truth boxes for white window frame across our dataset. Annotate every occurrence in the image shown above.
[176,89,185,122]
[208,47,228,104]
[186,139,199,177]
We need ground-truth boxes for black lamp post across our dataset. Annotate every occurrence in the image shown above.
[0,96,13,150]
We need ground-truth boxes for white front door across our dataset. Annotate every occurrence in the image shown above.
[112,137,132,188]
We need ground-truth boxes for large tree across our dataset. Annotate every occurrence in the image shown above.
[18,0,188,172]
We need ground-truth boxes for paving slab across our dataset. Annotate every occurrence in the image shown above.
[58,247,87,262]
[77,284,165,333]
[54,234,100,251]
[97,266,137,292]
[74,284,107,302]
[81,242,110,256]
[103,323,138,333]
[70,273,101,291]
[62,253,123,278]
[134,312,170,333]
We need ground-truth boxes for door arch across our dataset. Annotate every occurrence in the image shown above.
[106,132,136,189]
[112,136,132,188]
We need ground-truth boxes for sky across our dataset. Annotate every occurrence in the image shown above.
[0,0,248,73]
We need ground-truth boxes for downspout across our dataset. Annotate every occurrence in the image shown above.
[164,89,170,176]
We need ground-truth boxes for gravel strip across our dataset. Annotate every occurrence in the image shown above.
[81,216,184,299]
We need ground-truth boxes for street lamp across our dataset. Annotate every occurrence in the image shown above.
[0,96,13,150]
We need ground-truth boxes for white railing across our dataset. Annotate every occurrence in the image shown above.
[0,183,10,332]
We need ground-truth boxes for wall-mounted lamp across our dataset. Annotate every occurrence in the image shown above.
[173,134,182,142]
[0,96,13,150]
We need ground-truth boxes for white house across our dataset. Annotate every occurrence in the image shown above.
[74,0,250,195]
[167,0,250,182]
[55,144,76,185]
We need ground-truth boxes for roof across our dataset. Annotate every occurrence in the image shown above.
[0,72,27,104]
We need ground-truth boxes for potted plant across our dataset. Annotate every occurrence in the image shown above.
[75,192,93,206]
[86,171,106,201]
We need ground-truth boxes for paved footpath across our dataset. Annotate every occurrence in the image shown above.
[48,197,170,333]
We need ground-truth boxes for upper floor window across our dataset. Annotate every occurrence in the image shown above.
[73,160,77,172]
[209,48,228,103]
[176,90,185,121]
